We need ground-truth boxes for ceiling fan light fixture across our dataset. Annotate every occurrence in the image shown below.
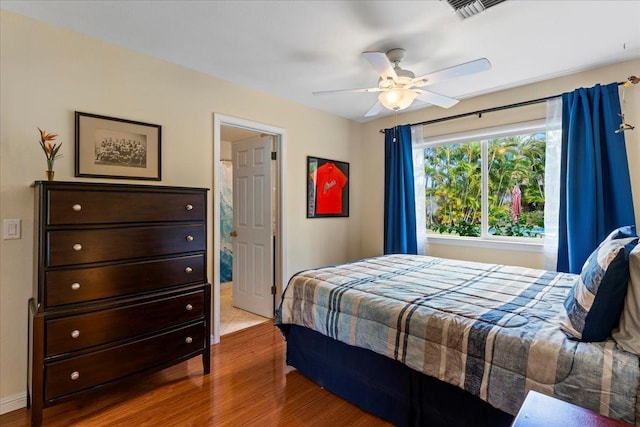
[315,50,489,117]
[378,88,418,111]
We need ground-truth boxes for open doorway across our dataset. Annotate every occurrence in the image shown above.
[212,114,287,344]
[220,128,271,335]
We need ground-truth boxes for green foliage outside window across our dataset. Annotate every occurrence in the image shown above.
[424,133,546,238]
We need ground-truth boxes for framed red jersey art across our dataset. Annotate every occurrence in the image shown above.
[307,156,349,218]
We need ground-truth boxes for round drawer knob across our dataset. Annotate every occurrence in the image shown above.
[73,243,82,251]
[70,371,80,380]
[71,282,81,291]
[72,204,82,212]
[186,235,194,242]
[71,330,80,339]
[185,337,193,344]
[185,204,193,211]
[186,304,193,311]
[184,266,193,273]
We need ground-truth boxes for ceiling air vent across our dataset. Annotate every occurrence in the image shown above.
[446,0,507,19]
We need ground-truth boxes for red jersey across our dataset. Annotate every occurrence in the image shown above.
[314,162,347,214]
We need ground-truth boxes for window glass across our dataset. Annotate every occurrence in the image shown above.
[425,142,481,237]
[422,125,546,240]
[487,133,545,238]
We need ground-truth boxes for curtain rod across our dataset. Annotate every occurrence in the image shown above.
[379,78,637,133]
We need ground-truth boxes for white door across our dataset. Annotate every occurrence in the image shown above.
[231,136,273,318]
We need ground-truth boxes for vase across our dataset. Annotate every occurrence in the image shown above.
[46,170,55,181]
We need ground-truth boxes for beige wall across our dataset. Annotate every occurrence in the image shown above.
[0,10,361,408]
[221,140,233,161]
[360,59,640,265]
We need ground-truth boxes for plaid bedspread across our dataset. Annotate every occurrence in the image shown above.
[276,254,640,425]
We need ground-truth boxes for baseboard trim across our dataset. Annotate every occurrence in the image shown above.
[0,392,27,415]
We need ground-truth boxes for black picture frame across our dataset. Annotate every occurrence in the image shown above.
[307,156,349,218]
[75,111,161,180]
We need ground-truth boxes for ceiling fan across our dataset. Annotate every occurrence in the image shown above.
[313,48,491,117]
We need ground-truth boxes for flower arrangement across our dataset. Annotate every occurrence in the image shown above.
[38,128,62,172]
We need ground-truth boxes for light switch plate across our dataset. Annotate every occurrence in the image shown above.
[3,219,21,240]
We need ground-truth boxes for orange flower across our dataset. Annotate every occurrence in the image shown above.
[37,128,62,172]
[39,128,58,142]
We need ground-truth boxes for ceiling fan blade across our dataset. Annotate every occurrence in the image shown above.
[313,87,381,96]
[415,89,459,109]
[364,100,384,117]
[413,58,491,86]
[362,51,398,81]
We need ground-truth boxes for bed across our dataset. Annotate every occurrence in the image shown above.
[275,254,640,426]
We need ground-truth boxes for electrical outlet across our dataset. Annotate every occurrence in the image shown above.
[3,219,21,240]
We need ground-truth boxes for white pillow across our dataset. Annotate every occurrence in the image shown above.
[612,243,640,355]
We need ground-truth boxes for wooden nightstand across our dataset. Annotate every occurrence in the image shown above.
[512,390,633,427]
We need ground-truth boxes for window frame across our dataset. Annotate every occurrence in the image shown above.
[415,119,547,250]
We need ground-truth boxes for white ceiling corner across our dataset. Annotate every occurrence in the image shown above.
[2,0,639,123]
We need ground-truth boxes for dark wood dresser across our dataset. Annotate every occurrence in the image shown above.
[28,181,210,427]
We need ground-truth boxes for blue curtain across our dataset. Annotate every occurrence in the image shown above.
[557,83,636,273]
[384,125,417,254]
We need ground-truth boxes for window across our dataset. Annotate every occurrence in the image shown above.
[417,120,547,241]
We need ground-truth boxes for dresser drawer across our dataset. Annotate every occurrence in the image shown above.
[45,254,205,307]
[45,322,205,401]
[47,224,205,267]
[47,189,205,225]
[46,289,205,356]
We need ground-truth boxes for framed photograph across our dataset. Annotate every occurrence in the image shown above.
[307,156,349,218]
[75,111,161,180]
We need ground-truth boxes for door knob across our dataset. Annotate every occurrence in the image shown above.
[230,230,237,237]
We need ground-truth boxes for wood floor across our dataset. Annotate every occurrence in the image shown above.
[1,321,391,426]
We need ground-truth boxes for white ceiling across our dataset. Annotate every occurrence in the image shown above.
[2,1,639,123]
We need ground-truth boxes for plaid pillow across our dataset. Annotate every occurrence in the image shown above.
[605,225,637,240]
[561,236,638,341]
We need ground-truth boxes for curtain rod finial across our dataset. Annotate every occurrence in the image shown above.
[625,76,639,86]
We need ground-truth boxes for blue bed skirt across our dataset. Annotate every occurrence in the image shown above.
[280,324,513,427]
